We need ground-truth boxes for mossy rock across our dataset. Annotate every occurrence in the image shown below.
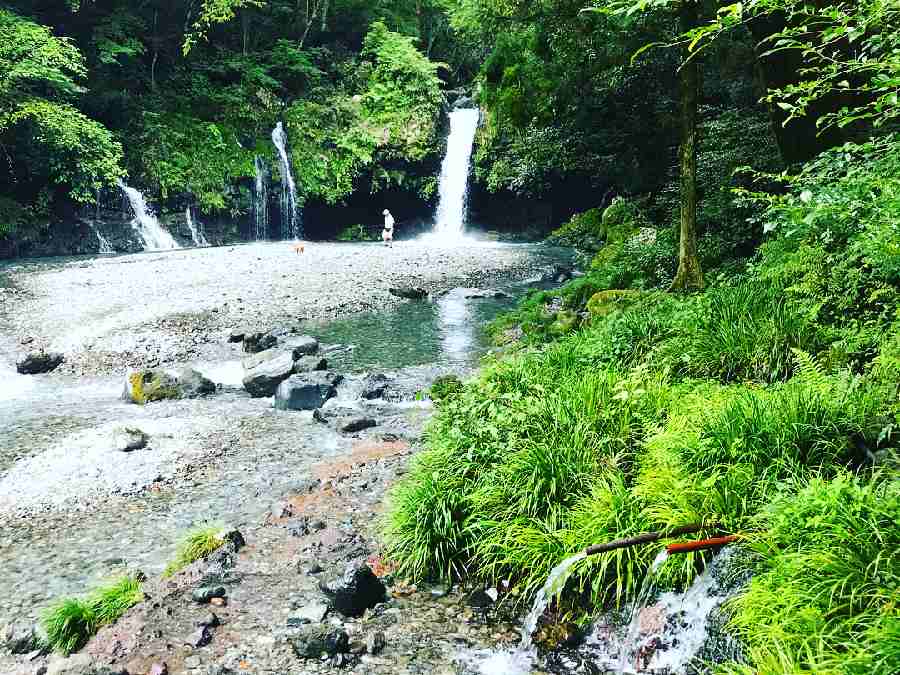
[586,289,642,319]
[123,368,215,405]
[431,374,463,403]
[550,309,580,335]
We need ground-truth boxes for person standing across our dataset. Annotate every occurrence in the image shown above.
[382,209,395,247]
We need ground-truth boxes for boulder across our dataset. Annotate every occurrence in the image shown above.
[227,328,248,343]
[282,335,319,358]
[242,330,277,354]
[16,351,64,375]
[184,625,213,648]
[286,601,329,626]
[388,286,428,300]
[122,368,214,404]
[337,417,377,434]
[293,356,328,373]
[290,625,349,659]
[112,427,149,452]
[274,373,342,411]
[2,621,41,654]
[318,561,386,617]
[360,374,391,400]
[242,351,296,397]
[541,264,573,284]
[462,288,511,300]
[242,347,284,370]
[192,586,226,604]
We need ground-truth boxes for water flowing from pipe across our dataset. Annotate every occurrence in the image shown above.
[117,180,180,251]
[185,207,209,247]
[271,122,301,240]
[433,108,480,242]
[253,155,269,240]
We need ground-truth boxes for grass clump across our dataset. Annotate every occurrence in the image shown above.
[42,575,143,655]
[163,525,226,578]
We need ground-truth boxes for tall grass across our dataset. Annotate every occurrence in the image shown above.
[42,575,143,654]
[163,525,226,578]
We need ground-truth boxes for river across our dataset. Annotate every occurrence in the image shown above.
[0,240,567,632]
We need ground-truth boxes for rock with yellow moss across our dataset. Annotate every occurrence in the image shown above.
[122,368,215,404]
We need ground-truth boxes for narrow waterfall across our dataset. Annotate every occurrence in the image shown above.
[271,122,301,240]
[91,224,114,254]
[185,207,209,247]
[433,108,480,241]
[253,155,269,240]
[117,180,180,251]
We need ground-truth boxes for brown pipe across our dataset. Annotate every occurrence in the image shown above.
[584,523,718,557]
[666,535,739,555]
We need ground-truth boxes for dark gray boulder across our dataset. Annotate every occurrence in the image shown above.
[192,586,226,604]
[388,286,428,300]
[282,335,319,358]
[16,351,64,374]
[290,625,349,659]
[462,288,511,300]
[242,351,296,397]
[293,356,328,373]
[113,427,149,452]
[242,330,277,354]
[337,417,377,434]
[360,374,391,400]
[274,372,342,411]
[318,561,386,617]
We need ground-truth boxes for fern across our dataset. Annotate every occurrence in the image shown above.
[790,348,829,394]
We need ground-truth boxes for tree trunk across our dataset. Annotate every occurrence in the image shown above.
[670,0,703,292]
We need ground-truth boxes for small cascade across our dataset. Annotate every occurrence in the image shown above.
[459,551,587,674]
[117,180,180,251]
[185,207,210,247]
[91,224,114,254]
[253,155,269,240]
[433,108,480,242]
[271,122,301,240]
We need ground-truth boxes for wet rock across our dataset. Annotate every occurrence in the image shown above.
[461,288,511,300]
[389,286,428,300]
[541,264,574,284]
[274,372,342,411]
[319,561,386,617]
[282,335,319,358]
[2,622,40,654]
[465,589,495,608]
[185,625,213,648]
[366,631,386,655]
[360,374,391,400]
[220,527,246,551]
[227,329,247,343]
[337,417,377,434]
[122,368,215,404]
[242,330,278,354]
[287,601,329,625]
[16,351,64,375]
[192,586,227,604]
[290,625,349,659]
[242,351,296,397]
[313,408,329,424]
[112,427,149,453]
[293,355,328,373]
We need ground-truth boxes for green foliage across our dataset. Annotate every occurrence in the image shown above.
[42,575,143,655]
[163,526,226,578]
[336,223,377,241]
[430,374,463,404]
[546,208,604,249]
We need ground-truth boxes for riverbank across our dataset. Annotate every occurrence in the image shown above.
[0,241,572,675]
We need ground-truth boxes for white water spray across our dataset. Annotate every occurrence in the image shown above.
[185,207,209,247]
[253,155,269,240]
[117,180,180,251]
[433,108,480,242]
[91,224,114,254]
[271,122,301,240]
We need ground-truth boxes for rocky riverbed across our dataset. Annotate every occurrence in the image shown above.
[0,241,572,675]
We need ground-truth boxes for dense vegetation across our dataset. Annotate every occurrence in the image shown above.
[384,1,900,672]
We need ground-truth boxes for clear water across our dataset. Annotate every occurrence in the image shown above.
[118,180,180,251]
[254,155,269,240]
[433,109,480,242]
[91,224,114,254]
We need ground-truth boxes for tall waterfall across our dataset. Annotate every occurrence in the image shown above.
[433,108,480,241]
[271,122,301,240]
[185,207,209,247]
[253,156,269,240]
[117,180,180,251]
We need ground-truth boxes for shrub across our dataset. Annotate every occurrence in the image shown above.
[163,525,226,578]
[42,575,143,654]
[545,208,604,249]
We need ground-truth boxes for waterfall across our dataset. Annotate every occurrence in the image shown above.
[91,224,114,254]
[117,180,180,251]
[433,108,480,241]
[253,155,269,240]
[271,122,301,240]
[185,207,210,247]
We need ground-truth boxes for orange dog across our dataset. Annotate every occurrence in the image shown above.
[292,243,305,254]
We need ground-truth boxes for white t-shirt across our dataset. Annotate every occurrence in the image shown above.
[384,214,395,231]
